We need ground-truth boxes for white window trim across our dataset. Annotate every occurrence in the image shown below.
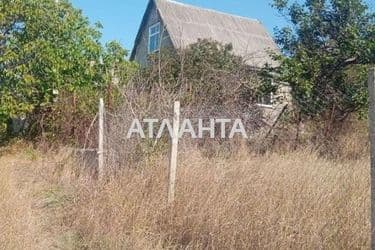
[148,22,161,54]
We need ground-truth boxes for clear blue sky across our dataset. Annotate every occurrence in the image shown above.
[71,0,375,52]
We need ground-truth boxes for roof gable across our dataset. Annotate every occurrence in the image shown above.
[131,0,279,67]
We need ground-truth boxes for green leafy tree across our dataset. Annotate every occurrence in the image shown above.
[146,39,264,106]
[0,0,102,133]
[0,0,135,139]
[271,0,375,124]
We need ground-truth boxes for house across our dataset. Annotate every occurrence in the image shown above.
[130,0,291,125]
[130,0,280,68]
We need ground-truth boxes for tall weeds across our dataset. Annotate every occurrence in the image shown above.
[60,147,369,249]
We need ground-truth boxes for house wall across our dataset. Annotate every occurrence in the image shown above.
[133,2,174,67]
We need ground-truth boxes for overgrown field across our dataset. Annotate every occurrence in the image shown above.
[0,134,370,249]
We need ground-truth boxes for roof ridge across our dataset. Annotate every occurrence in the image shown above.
[157,0,261,23]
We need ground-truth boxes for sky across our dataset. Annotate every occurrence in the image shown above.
[70,0,375,52]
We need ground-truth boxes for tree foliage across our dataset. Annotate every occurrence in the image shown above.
[0,0,136,139]
[271,0,375,122]
[146,39,268,106]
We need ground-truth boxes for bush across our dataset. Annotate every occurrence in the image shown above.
[104,40,269,169]
[0,0,137,143]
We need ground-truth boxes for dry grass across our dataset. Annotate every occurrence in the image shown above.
[0,137,370,249]
[0,143,79,249]
[64,149,369,249]
[0,144,52,249]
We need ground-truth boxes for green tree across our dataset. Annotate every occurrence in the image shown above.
[0,0,102,134]
[146,39,264,107]
[0,0,135,139]
[271,0,375,124]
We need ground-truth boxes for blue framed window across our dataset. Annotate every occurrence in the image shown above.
[148,22,160,53]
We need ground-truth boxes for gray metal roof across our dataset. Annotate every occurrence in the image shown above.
[132,0,280,67]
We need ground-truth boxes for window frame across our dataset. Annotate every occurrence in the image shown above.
[148,22,161,54]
